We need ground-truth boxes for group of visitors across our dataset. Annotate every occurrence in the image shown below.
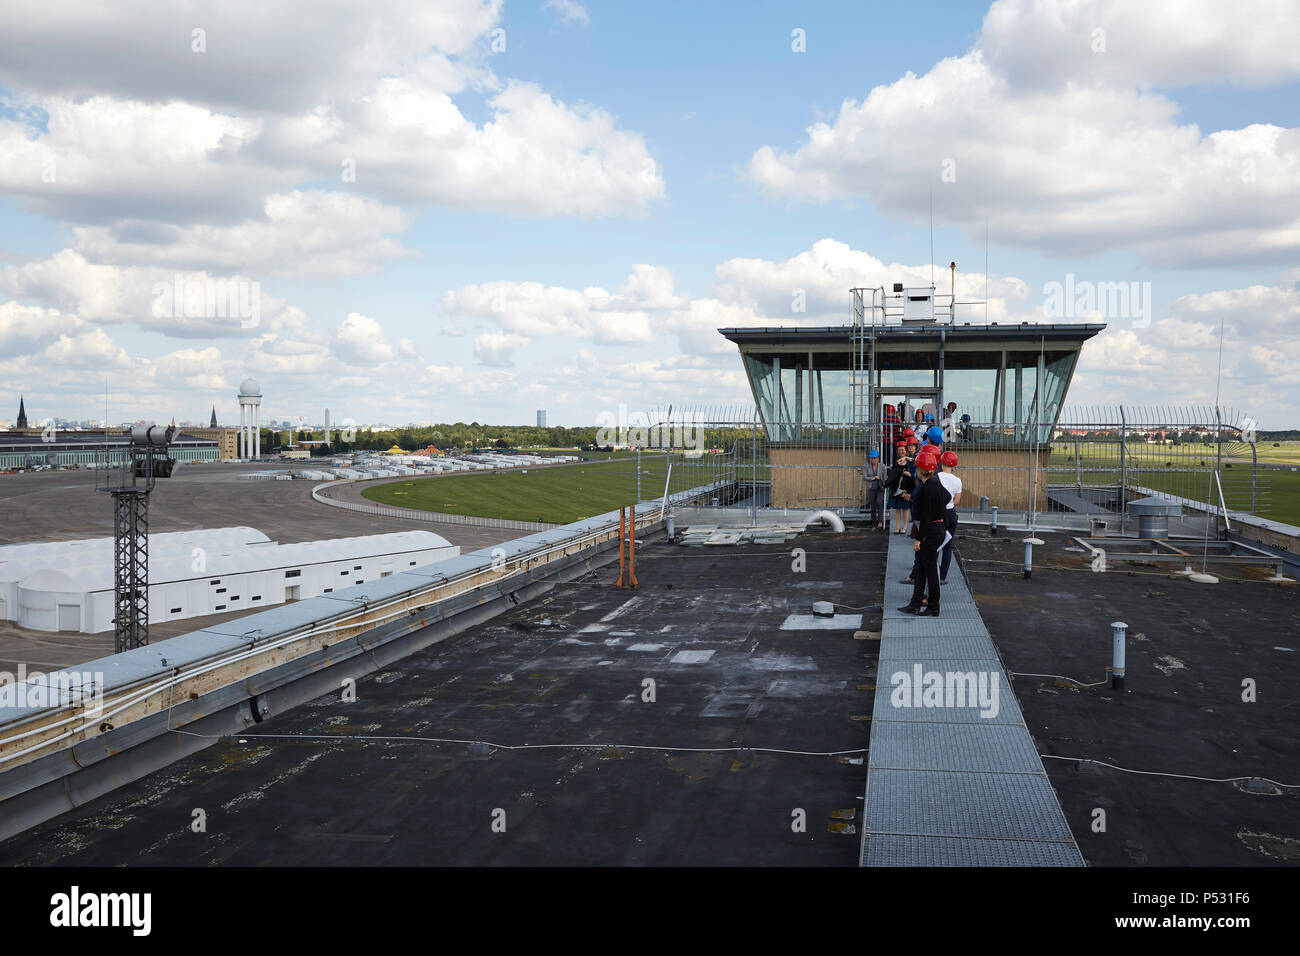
[862,404,963,618]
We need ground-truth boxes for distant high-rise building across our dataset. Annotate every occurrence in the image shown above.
[16,396,27,429]
[210,406,218,427]
[536,409,547,428]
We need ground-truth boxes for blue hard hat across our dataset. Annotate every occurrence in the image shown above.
[869,449,879,458]
[925,414,934,421]
[927,426,944,443]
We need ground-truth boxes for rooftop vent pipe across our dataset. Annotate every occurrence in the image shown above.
[805,510,845,533]
[1110,621,1127,690]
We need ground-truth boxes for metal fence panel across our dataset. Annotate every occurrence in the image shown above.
[625,404,1270,531]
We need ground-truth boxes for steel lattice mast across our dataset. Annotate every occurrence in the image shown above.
[105,424,175,653]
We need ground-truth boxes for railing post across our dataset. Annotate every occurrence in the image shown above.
[1214,405,1222,477]
[1074,435,1082,496]
[615,507,626,588]
[628,503,639,589]
[1251,441,1258,515]
[1118,405,1127,534]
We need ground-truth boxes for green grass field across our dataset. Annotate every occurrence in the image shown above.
[1048,443,1298,525]
[363,445,1298,527]
[361,456,710,524]
[1253,441,1300,465]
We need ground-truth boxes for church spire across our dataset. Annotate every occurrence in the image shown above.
[16,395,27,429]
[210,405,218,427]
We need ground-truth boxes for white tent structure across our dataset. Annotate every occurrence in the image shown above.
[0,527,458,634]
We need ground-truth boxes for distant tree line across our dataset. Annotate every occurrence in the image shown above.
[260,423,603,454]
[1055,429,1280,445]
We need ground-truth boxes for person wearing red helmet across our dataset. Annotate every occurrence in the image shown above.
[883,403,902,456]
[900,445,940,581]
[885,442,913,534]
[898,450,950,617]
[903,434,922,531]
[937,450,962,584]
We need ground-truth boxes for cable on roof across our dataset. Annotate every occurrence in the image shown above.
[962,557,1276,584]
[174,728,868,758]
[1041,754,1300,789]
[1010,671,1108,688]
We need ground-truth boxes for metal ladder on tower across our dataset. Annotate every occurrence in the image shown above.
[850,287,883,458]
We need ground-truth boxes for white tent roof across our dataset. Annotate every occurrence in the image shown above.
[0,527,272,586]
[6,528,453,595]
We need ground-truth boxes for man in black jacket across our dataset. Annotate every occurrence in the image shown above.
[898,451,950,617]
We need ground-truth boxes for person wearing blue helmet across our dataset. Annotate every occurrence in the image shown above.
[926,425,944,446]
[864,448,887,530]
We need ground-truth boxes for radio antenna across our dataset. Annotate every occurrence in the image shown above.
[929,191,935,289]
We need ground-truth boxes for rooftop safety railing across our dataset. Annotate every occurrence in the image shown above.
[617,404,1271,532]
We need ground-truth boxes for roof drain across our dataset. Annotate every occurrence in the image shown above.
[248,694,266,723]
[805,510,845,533]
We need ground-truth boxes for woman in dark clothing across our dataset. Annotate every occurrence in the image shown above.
[898,452,950,617]
[885,443,912,534]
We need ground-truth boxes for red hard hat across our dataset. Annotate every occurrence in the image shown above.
[901,428,915,437]
[941,450,958,467]
[916,453,938,471]
[894,442,907,449]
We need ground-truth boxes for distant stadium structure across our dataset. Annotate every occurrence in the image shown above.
[0,527,458,634]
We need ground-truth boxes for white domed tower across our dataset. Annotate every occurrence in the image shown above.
[237,378,263,460]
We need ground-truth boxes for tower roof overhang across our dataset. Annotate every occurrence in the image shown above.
[718,322,1105,351]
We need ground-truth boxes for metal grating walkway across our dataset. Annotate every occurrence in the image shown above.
[860,532,1085,866]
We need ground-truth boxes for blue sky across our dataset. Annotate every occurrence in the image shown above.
[1,0,1298,428]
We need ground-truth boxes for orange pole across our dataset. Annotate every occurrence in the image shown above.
[616,507,626,588]
[628,503,639,589]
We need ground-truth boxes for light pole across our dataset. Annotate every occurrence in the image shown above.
[104,423,176,653]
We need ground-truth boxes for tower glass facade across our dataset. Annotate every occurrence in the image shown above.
[727,327,1096,445]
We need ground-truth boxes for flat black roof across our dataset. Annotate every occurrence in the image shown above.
[960,530,1300,866]
[0,531,883,865]
[719,322,1105,347]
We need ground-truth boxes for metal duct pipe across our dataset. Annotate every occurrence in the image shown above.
[805,510,845,533]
